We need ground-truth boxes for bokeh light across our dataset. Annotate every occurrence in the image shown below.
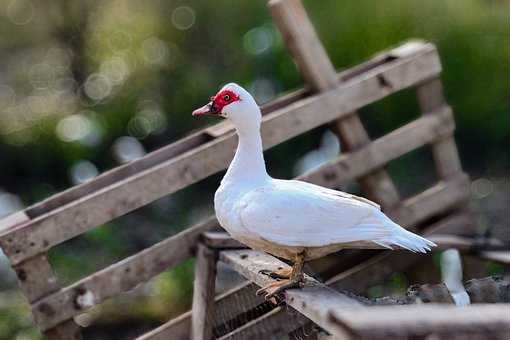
[112,136,146,164]
[84,74,112,102]
[6,0,34,25]
[56,113,92,143]
[171,6,196,30]
[243,25,276,55]
[70,160,99,185]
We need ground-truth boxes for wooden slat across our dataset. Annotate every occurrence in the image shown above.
[328,304,510,338]
[417,78,462,179]
[269,0,401,209]
[31,216,218,331]
[220,250,361,340]
[202,231,245,249]
[301,106,454,188]
[479,251,510,265]
[29,118,463,332]
[4,213,82,340]
[191,244,217,340]
[268,0,337,91]
[0,42,442,266]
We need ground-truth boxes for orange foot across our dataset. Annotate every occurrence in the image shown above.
[256,278,303,303]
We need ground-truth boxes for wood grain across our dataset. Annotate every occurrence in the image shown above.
[191,244,217,340]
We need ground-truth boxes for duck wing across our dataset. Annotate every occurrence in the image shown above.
[238,179,434,252]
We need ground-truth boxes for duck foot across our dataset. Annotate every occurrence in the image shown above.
[258,267,292,280]
[256,278,304,303]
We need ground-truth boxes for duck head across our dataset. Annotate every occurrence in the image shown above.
[193,83,261,132]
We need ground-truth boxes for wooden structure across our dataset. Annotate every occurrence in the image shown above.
[1,0,510,339]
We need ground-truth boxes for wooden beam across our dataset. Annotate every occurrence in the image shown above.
[300,106,454,189]
[31,216,218,331]
[4,214,82,340]
[417,78,462,179]
[328,304,510,338]
[191,244,217,340]
[202,231,245,249]
[0,42,441,266]
[269,0,401,210]
[220,250,361,339]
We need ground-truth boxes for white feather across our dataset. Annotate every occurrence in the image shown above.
[209,83,436,260]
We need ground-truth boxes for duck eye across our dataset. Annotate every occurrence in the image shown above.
[223,94,230,101]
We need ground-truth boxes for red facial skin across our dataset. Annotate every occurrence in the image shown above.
[192,89,241,116]
[209,89,240,114]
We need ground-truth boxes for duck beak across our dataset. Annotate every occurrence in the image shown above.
[192,102,220,117]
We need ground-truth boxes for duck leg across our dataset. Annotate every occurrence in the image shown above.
[256,251,306,301]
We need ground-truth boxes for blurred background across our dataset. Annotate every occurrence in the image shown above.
[1,0,510,339]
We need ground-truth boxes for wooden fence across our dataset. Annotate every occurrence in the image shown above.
[1,0,509,339]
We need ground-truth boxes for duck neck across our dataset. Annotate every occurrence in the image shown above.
[224,125,269,186]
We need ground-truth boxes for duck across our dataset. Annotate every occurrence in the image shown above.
[193,83,436,299]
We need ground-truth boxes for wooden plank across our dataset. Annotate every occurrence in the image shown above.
[220,250,361,339]
[268,0,337,91]
[479,251,510,265]
[417,78,462,179]
[31,216,218,331]
[3,213,82,339]
[328,304,510,338]
[202,231,245,249]
[26,133,210,218]
[191,244,217,340]
[269,0,401,209]
[0,211,29,233]
[301,106,454,188]
[14,254,60,302]
[0,42,442,266]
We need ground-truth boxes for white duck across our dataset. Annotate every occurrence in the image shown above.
[193,83,436,298]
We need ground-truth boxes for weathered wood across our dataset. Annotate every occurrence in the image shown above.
[479,251,510,265]
[269,0,400,210]
[328,304,510,338]
[191,244,217,340]
[220,250,361,339]
[202,231,245,249]
[14,254,60,302]
[32,216,218,331]
[428,234,506,251]
[301,106,454,189]
[0,42,441,266]
[269,0,337,91]
[3,213,82,340]
[417,78,462,179]
[0,211,29,233]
